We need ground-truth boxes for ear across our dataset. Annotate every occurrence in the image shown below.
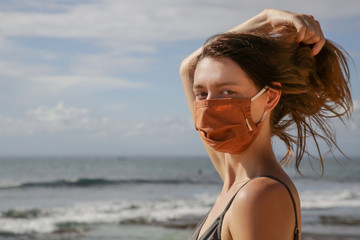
[264,82,281,112]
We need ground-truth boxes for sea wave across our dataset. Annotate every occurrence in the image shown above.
[0,195,213,235]
[301,189,360,210]
[1,189,360,236]
[0,177,217,190]
[1,208,44,219]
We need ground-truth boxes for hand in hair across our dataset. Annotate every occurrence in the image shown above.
[263,9,326,55]
[230,9,325,56]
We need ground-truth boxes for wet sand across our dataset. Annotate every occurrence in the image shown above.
[303,232,360,240]
[156,216,360,240]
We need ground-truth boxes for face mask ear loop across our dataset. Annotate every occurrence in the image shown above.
[246,118,253,132]
[251,86,269,101]
[252,111,268,127]
[260,111,268,122]
[250,86,269,126]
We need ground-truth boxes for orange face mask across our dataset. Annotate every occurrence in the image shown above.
[194,86,268,155]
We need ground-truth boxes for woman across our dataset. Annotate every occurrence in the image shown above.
[180,9,352,240]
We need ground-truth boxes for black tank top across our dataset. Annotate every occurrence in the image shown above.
[189,175,299,240]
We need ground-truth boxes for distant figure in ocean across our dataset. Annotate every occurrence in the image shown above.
[180,9,352,240]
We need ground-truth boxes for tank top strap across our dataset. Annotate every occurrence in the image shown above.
[222,178,253,213]
[257,175,300,240]
[189,175,300,240]
[222,175,299,240]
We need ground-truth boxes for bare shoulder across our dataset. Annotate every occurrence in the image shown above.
[224,176,299,240]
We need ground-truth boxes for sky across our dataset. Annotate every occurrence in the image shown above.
[0,0,359,157]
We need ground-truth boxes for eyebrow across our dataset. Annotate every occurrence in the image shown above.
[192,82,240,90]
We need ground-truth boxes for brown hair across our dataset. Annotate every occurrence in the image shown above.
[190,27,352,174]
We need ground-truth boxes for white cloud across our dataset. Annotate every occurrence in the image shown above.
[354,100,360,111]
[0,102,193,138]
[123,116,194,138]
[0,102,99,135]
[1,0,359,95]
[0,60,146,96]
[70,53,154,75]
[33,75,146,93]
[27,102,88,123]
[0,0,76,12]
[0,115,34,135]
[1,0,359,44]
[347,99,360,130]
[0,102,112,136]
[0,61,56,79]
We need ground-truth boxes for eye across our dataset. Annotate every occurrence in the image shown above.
[195,92,207,100]
[222,89,236,96]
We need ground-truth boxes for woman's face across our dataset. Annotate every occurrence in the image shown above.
[193,57,267,124]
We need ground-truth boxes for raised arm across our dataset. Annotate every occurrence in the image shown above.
[179,9,325,179]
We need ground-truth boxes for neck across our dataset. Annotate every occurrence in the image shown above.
[221,121,280,193]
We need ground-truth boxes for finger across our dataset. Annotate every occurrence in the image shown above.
[289,16,308,42]
[301,16,319,42]
[292,15,314,42]
[296,25,307,42]
[302,20,326,55]
[313,22,326,55]
[302,27,316,43]
[312,34,326,56]
[303,19,321,41]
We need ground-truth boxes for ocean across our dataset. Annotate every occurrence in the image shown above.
[0,156,359,240]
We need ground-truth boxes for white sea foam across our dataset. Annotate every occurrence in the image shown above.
[297,179,360,210]
[0,194,214,234]
[301,189,360,209]
[1,181,359,234]
[0,180,21,189]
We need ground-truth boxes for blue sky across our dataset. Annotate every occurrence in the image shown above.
[0,0,359,157]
